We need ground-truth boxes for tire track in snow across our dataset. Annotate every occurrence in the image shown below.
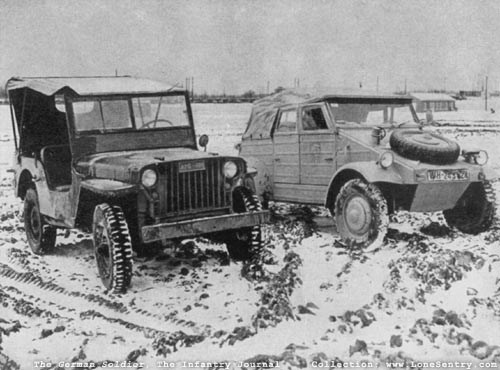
[0,262,208,337]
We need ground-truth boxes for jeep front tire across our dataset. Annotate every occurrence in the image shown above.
[224,187,263,261]
[334,179,389,248]
[92,204,133,293]
[24,188,57,254]
[443,180,496,234]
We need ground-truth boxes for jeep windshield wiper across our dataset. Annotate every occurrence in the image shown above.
[149,84,183,128]
[151,96,164,127]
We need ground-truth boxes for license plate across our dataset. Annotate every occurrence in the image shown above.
[178,161,206,173]
[427,169,469,181]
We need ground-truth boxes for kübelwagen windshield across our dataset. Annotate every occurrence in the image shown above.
[327,101,416,126]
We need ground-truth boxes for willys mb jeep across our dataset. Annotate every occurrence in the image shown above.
[239,90,496,248]
[7,76,269,293]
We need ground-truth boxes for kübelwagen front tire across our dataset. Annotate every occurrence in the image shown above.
[92,203,133,293]
[334,179,389,249]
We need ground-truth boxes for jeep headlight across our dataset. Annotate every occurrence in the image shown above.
[223,161,238,178]
[379,151,394,169]
[141,169,157,187]
[475,150,488,165]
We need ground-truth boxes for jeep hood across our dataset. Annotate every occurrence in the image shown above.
[76,148,221,182]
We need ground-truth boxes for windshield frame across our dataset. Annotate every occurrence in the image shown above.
[325,97,419,128]
[67,91,194,136]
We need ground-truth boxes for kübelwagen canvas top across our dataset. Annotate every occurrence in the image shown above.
[242,89,412,140]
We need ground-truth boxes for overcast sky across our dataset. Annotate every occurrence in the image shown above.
[1,0,500,94]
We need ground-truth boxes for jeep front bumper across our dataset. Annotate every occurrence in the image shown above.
[141,211,270,243]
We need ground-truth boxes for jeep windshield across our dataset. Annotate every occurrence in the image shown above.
[328,101,417,127]
[72,94,190,133]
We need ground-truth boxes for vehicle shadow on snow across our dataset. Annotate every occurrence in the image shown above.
[51,236,94,256]
[129,240,233,290]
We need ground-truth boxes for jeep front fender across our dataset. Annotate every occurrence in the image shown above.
[480,165,499,181]
[239,156,273,199]
[325,161,403,211]
[81,179,138,197]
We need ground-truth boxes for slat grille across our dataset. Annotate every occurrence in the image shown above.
[157,159,228,217]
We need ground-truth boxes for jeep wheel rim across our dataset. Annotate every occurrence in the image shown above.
[30,206,41,240]
[344,195,372,236]
[94,220,111,280]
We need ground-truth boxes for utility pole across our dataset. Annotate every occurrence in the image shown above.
[376,76,379,92]
[267,81,270,95]
[191,76,194,100]
[485,76,488,111]
[404,79,407,94]
[115,68,118,77]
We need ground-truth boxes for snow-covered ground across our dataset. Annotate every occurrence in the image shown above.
[0,100,500,370]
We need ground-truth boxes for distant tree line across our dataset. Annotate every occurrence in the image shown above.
[192,86,286,103]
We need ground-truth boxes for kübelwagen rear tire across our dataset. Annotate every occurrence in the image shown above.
[334,179,389,249]
[443,180,496,234]
[92,203,133,293]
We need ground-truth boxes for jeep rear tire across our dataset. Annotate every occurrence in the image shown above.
[390,129,460,165]
[224,187,263,261]
[443,180,496,234]
[334,179,389,248]
[92,204,133,293]
[24,188,57,255]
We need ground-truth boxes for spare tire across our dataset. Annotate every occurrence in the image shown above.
[389,129,460,165]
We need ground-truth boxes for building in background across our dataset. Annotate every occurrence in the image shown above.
[459,90,482,98]
[411,93,456,112]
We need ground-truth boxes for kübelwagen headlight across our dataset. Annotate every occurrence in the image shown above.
[379,151,394,169]
[462,149,489,165]
[475,150,488,165]
[223,161,238,178]
[141,169,158,187]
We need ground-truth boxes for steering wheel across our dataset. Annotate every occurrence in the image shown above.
[141,119,175,129]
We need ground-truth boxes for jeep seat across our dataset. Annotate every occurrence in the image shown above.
[40,145,72,190]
